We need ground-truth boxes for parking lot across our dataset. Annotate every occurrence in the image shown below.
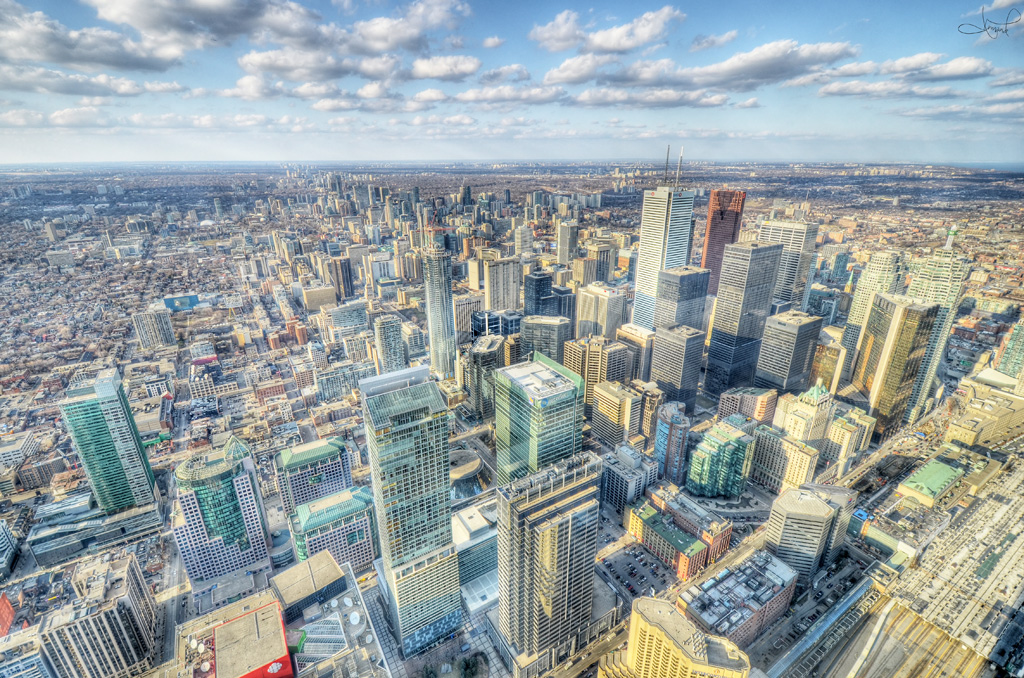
[595,508,676,602]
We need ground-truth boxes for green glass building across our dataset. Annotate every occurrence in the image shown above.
[59,369,154,513]
[686,414,755,499]
[290,486,378,573]
[493,352,585,485]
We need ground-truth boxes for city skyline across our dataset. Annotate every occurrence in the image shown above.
[0,0,1021,164]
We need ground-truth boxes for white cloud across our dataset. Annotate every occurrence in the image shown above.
[902,56,993,81]
[0,108,44,126]
[985,87,1024,101]
[480,64,531,85]
[410,55,481,81]
[574,87,728,108]
[357,81,390,99]
[0,64,146,95]
[482,36,504,48]
[690,30,738,52]
[543,54,617,85]
[991,69,1024,87]
[219,75,283,100]
[454,85,565,104]
[413,88,448,102]
[899,101,1024,119]
[734,97,760,108]
[143,80,186,93]
[444,114,475,125]
[879,53,944,74]
[819,80,959,98]
[584,6,685,53]
[48,106,106,127]
[528,10,584,52]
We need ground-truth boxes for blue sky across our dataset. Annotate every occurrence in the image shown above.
[0,0,1022,163]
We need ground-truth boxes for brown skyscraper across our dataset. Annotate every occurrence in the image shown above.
[701,190,746,296]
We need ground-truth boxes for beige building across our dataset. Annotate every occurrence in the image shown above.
[751,426,819,494]
[302,285,338,312]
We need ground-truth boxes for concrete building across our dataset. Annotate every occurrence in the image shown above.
[654,402,690,485]
[520,315,571,364]
[131,308,175,349]
[650,325,705,415]
[757,220,817,306]
[800,483,857,567]
[274,437,353,514]
[628,503,708,582]
[654,266,709,331]
[592,381,643,447]
[290,486,378,573]
[773,381,835,452]
[633,186,696,331]
[717,387,777,424]
[557,223,578,265]
[452,292,485,345]
[750,426,819,495]
[702,189,746,297]
[302,285,338,312]
[451,502,498,596]
[0,430,39,469]
[423,244,457,379]
[631,380,665,445]
[809,326,848,393]
[764,488,835,585]
[754,311,822,393]
[523,271,554,316]
[562,336,631,414]
[373,313,407,375]
[484,257,522,311]
[467,334,505,419]
[616,323,655,383]
[551,286,577,338]
[577,282,626,339]
[647,485,733,564]
[601,443,658,513]
[687,415,756,499]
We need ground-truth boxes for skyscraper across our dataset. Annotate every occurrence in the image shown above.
[764,488,835,586]
[551,285,577,338]
[362,370,462,656]
[494,355,585,485]
[653,401,689,484]
[562,336,631,413]
[274,437,354,514]
[523,271,554,316]
[650,325,705,415]
[705,242,783,395]
[452,291,485,345]
[800,483,858,568]
[131,308,175,349]
[840,250,904,379]
[557,222,578,265]
[616,323,656,382]
[496,453,603,677]
[59,369,155,513]
[592,381,642,446]
[654,266,709,331]
[577,282,626,339]
[328,255,355,299]
[850,293,938,441]
[754,310,823,392]
[686,414,755,499]
[757,220,817,306]
[520,315,571,364]
[633,186,696,330]
[374,314,407,375]
[173,438,271,587]
[514,224,533,255]
[717,386,778,424]
[750,426,819,495]
[702,189,746,296]
[423,244,457,379]
[467,334,505,419]
[904,243,969,422]
[484,257,522,311]
[587,242,616,282]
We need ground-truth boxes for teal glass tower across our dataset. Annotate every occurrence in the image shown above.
[493,353,585,485]
[686,414,755,499]
[59,369,155,513]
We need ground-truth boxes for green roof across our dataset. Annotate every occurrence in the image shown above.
[292,486,374,533]
[901,459,963,498]
[363,381,448,431]
[275,437,347,471]
[634,503,707,558]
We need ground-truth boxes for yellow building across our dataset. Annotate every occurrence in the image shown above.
[598,598,750,678]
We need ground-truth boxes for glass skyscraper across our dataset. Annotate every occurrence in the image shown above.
[701,189,746,296]
[840,250,904,380]
[757,220,818,306]
[423,243,457,379]
[632,186,696,330]
[686,414,755,499]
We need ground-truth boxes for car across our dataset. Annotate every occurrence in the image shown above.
[827,583,834,589]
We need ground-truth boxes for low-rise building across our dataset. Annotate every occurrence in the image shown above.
[646,484,733,564]
[628,502,708,582]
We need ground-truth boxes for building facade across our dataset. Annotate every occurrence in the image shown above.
[633,186,696,330]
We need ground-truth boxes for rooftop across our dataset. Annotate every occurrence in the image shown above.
[634,503,708,559]
[900,459,963,499]
[633,597,750,672]
[292,487,374,534]
[270,550,345,608]
[275,437,346,471]
[498,356,580,401]
[363,380,447,431]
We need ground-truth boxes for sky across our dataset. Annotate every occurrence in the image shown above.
[0,0,1022,164]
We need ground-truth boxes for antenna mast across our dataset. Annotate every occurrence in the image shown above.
[674,146,684,188]
[663,145,670,183]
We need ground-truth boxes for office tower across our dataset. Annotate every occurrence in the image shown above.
[764,488,835,585]
[630,380,664,444]
[587,242,616,282]
[523,271,554,316]
[562,336,631,413]
[754,311,823,392]
[717,386,777,424]
[373,314,407,375]
[633,186,697,330]
[800,483,857,567]
[494,355,585,484]
[705,242,783,395]
[757,220,817,306]
[904,245,969,422]
[687,414,755,499]
[131,308,175,348]
[484,257,522,311]
[289,486,378,572]
[423,244,457,379]
[850,294,938,441]
[577,282,626,339]
[362,370,462,656]
[467,334,505,419]
[750,426,819,494]
[654,402,689,484]
[702,189,746,296]
[551,285,577,338]
[503,333,523,366]
[496,453,602,677]
[573,257,599,287]
[520,315,571,364]
[274,437,354,514]
[453,292,485,345]
[514,225,533,255]
[822,408,875,475]
[601,443,659,513]
[557,223,578,264]
[653,266,709,331]
[592,381,642,446]
[840,250,904,379]
[597,597,751,678]
[173,439,271,586]
[773,382,835,451]
[39,555,156,678]
[327,255,355,299]
[649,325,704,415]
[616,323,655,382]
[59,369,155,513]
[809,326,847,393]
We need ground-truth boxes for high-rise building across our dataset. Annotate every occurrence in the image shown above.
[904,243,969,422]
[514,225,533,255]
[520,315,571,364]
[484,257,522,311]
[328,255,355,299]
[577,282,626,339]
[754,310,823,392]
[452,292,485,345]
[173,438,271,587]
[592,381,643,446]
[423,245,457,379]
[633,186,696,330]
[701,189,746,296]
[750,426,819,495]
[59,369,155,513]
[809,326,848,393]
[686,414,755,499]
[374,314,407,375]
[596,597,751,678]
[601,443,658,513]
[850,294,939,441]
[773,382,834,451]
[616,323,655,382]
[573,257,599,288]
[467,334,505,419]
[131,308,175,349]
[631,380,665,445]
[705,242,783,395]
[717,386,777,424]
[496,453,603,677]
[39,554,157,678]
[557,223,578,265]
[274,437,354,513]
[562,336,631,413]
[840,251,904,379]
[362,370,462,657]
[653,266,708,331]
[650,325,704,415]
[289,486,378,573]
[764,488,835,585]
[757,220,817,306]
[523,271,554,316]
[494,355,585,484]
[800,483,857,567]
[551,285,577,338]
[654,402,689,484]
[587,242,616,282]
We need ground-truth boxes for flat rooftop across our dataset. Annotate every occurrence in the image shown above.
[498,359,577,400]
[214,602,289,678]
[634,503,708,559]
[634,597,750,672]
[270,549,345,608]
[899,459,963,499]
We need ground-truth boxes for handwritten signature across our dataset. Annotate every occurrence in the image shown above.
[959,7,1021,38]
